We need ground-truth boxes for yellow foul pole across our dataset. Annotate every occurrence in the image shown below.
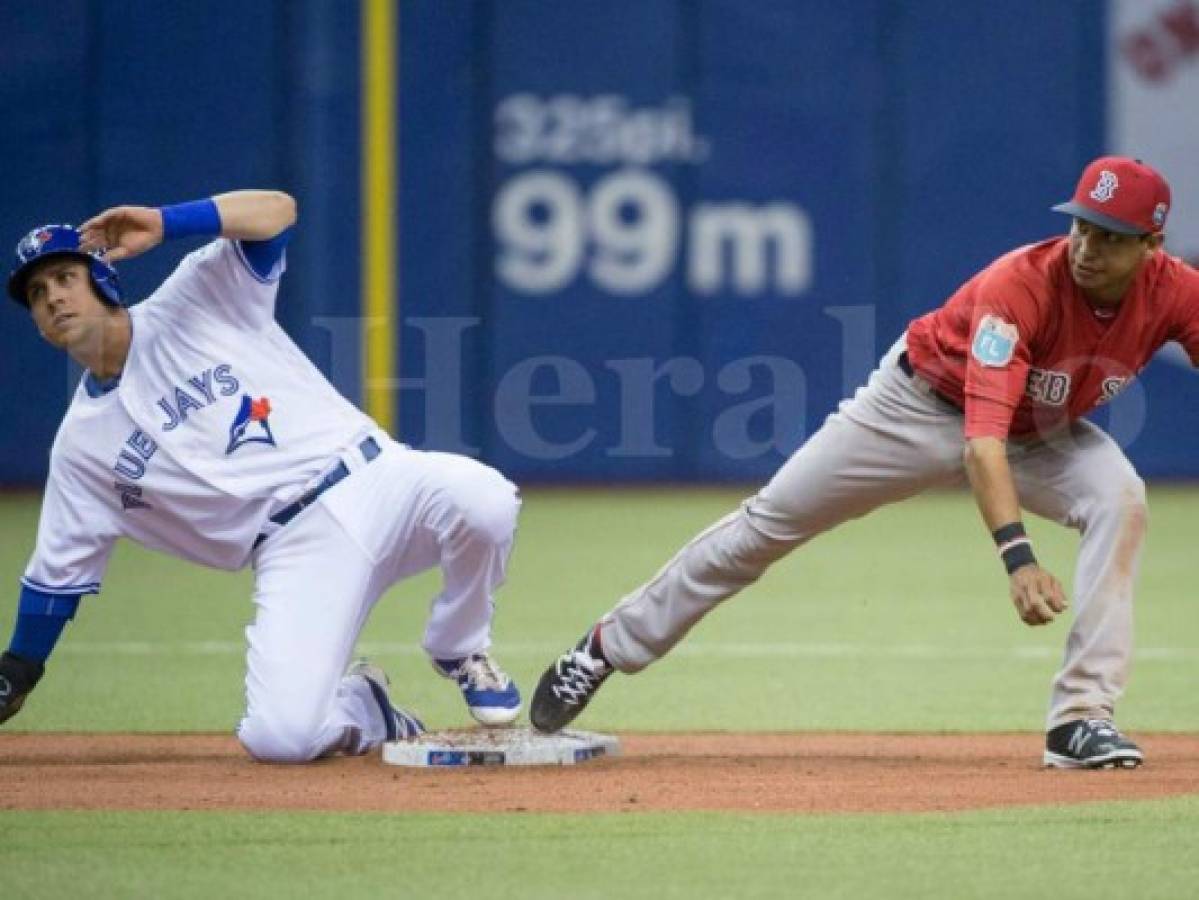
[361,0,397,433]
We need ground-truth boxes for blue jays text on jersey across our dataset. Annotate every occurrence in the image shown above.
[112,428,158,510]
[118,363,242,511]
[157,364,240,431]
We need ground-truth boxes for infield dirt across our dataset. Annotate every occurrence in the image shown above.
[3,732,1198,814]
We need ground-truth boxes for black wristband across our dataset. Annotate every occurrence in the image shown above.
[992,522,1037,574]
[991,522,1026,545]
[1000,542,1037,574]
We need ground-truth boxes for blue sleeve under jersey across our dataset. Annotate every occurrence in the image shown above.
[237,226,294,280]
[7,585,81,663]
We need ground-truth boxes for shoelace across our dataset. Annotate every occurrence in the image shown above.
[1083,718,1119,738]
[552,650,610,704]
[458,654,510,691]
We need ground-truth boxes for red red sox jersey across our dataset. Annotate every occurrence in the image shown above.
[905,237,1199,439]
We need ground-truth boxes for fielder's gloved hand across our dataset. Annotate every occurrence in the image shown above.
[0,651,45,725]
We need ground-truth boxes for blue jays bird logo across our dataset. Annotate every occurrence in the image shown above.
[226,395,277,454]
[18,228,55,261]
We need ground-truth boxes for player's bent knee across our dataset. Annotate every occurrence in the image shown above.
[451,468,521,545]
[1119,478,1149,534]
[237,714,325,764]
[1126,475,1148,510]
[1078,472,1148,533]
[1105,472,1147,515]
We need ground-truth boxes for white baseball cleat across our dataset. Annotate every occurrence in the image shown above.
[349,660,425,742]
[432,652,522,726]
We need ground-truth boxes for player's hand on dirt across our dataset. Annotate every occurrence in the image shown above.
[0,652,44,726]
[1008,564,1068,626]
[80,205,164,263]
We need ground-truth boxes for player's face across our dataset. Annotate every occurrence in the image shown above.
[24,258,110,350]
[1067,218,1161,305]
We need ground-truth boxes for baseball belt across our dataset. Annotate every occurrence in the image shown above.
[252,436,382,550]
[897,351,963,412]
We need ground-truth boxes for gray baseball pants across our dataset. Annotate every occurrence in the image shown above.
[600,336,1147,730]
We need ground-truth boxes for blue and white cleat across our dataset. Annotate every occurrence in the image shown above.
[432,652,522,726]
[349,660,425,742]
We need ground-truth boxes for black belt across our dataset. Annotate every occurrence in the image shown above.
[897,351,963,412]
[253,436,381,549]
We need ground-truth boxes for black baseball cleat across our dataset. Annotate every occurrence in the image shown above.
[530,626,613,733]
[1043,718,1143,769]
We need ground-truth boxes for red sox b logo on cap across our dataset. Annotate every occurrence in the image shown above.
[1052,156,1172,236]
[1089,170,1118,203]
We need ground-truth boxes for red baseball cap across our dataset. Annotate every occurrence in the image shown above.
[1052,156,1171,236]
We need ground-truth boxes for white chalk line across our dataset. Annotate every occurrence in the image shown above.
[54,641,1199,662]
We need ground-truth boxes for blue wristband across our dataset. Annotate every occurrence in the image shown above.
[159,198,222,241]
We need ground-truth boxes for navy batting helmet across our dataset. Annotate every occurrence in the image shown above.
[7,224,123,308]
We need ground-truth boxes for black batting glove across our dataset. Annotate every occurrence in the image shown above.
[0,652,45,725]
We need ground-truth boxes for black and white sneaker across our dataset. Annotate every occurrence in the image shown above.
[530,626,613,733]
[1043,718,1143,769]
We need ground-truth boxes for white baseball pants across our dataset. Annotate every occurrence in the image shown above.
[600,337,1146,731]
[236,435,520,763]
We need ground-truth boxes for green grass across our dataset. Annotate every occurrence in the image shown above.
[3,487,1198,899]
[2,486,1197,733]
[5,798,1199,899]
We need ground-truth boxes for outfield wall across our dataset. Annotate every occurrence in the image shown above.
[2,1,1197,484]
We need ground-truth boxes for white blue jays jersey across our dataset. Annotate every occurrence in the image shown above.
[22,239,376,595]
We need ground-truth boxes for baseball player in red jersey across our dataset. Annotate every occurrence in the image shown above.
[531,156,1195,769]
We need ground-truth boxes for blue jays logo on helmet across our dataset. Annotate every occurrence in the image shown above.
[7,223,123,308]
[227,395,277,454]
[17,228,56,259]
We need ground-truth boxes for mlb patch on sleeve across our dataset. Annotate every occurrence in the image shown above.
[971,315,1018,368]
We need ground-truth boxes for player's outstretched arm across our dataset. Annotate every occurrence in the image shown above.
[210,190,296,241]
[963,436,1068,627]
[80,191,296,263]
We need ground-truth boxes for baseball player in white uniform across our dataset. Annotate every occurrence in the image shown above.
[0,191,523,762]
[531,156,1195,770]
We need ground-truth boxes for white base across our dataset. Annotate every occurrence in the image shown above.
[381,726,620,767]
